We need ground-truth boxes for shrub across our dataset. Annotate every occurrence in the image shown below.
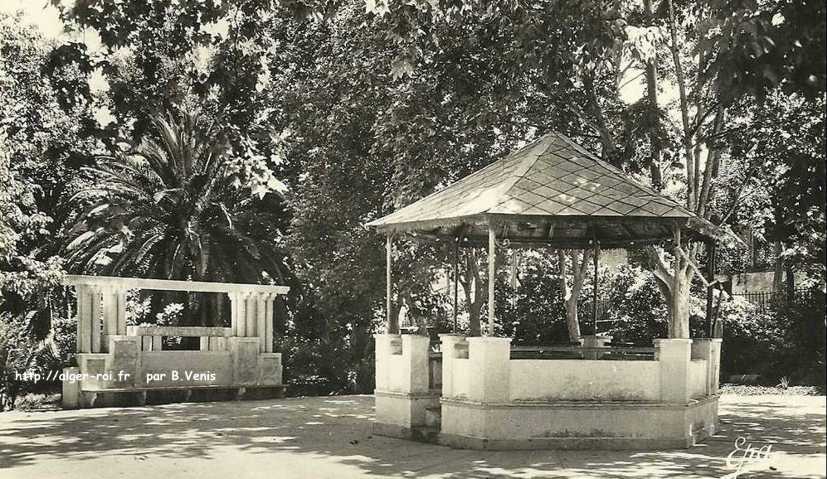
[0,311,71,410]
[0,264,66,410]
[495,255,568,345]
[703,287,825,386]
[771,289,826,386]
[603,265,669,343]
[715,297,784,381]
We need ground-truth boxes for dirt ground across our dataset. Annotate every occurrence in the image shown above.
[0,394,824,478]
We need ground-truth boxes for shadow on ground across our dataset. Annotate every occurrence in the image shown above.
[0,395,823,478]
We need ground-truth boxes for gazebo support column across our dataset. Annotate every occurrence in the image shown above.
[487,225,496,336]
[386,235,398,334]
[705,240,716,337]
[592,241,600,336]
[655,338,692,403]
[453,239,459,333]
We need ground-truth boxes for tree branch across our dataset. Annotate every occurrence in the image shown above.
[719,166,759,224]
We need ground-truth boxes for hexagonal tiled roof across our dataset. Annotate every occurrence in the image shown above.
[367,131,718,247]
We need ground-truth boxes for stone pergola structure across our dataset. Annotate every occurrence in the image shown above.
[366,132,724,449]
[62,275,289,408]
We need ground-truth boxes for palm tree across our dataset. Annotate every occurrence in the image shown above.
[64,109,290,324]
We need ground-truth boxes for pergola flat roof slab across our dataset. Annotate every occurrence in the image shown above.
[64,275,290,295]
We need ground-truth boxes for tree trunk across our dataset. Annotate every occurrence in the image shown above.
[564,299,581,343]
[462,250,485,337]
[666,0,697,211]
[351,317,373,393]
[558,250,589,343]
[643,0,663,191]
[199,295,208,326]
[772,241,784,292]
[670,272,691,338]
[215,293,224,327]
[584,73,620,167]
[468,300,482,337]
[784,249,796,299]
[389,299,402,334]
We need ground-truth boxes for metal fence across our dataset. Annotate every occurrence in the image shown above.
[510,345,656,361]
[578,288,816,335]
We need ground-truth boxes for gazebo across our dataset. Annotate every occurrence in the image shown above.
[367,132,723,449]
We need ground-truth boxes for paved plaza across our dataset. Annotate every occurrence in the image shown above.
[0,394,824,478]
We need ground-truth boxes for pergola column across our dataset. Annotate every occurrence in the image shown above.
[75,285,104,353]
[592,240,600,336]
[100,286,128,336]
[265,293,276,353]
[245,291,258,338]
[487,224,496,336]
[705,240,717,337]
[228,292,239,335]
[75,285,88,353]
[237,292,249,337]
[227,291,276,351]
[452,237,459,333]
[256,292,276,353]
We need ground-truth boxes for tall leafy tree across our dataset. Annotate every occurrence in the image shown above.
[0,12,94,408]
[368,0,826,339]
[722,90,826,289]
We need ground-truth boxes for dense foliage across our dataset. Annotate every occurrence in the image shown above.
[0,0,824,405]
[0,12,90,409]
[496,260,824,385]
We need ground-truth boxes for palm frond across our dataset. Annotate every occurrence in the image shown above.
[65,108,288,285]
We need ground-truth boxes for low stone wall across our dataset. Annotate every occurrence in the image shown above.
[63,335,283,408]
[510,359,661,402]
[437,336,722,450]
[439,396,719,450]
[688,359,709,399]
[371,333,723,450]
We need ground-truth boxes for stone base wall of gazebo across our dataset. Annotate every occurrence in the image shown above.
[373,333,722,450]
[438,336,721,450]
[373,334,440,439]
[439,397,719,450]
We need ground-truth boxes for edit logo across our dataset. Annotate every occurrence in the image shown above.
[722,436,773,478]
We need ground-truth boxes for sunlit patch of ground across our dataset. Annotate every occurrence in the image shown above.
[0,394,823,478]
